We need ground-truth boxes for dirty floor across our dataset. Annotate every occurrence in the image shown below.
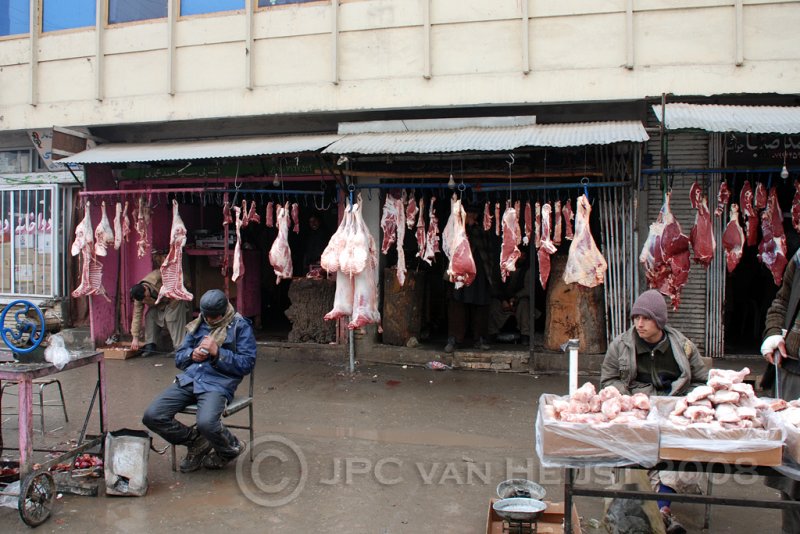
[0,354,783,533]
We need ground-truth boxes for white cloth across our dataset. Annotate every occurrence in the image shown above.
[761,334,785,356]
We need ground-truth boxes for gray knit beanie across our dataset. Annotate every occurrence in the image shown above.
[630,290,668,329]
[200,289,228,317]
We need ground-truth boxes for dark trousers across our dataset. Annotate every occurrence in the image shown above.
[142,382,239,458]
[447,300,488,343]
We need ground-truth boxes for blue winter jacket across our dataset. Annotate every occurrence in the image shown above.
[174,314,256,401]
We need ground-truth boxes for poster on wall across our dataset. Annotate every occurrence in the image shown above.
[28,129,67,171]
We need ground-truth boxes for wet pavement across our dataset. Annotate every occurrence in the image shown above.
[0,353,784,533]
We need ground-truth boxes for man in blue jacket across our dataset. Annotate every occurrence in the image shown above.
[143,289,257,472]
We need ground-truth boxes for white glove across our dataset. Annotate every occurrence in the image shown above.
[761,334,784,356]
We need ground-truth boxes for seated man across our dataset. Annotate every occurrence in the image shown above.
[143,289,256,472]
[601,289,709,534]
[488,258,534,344]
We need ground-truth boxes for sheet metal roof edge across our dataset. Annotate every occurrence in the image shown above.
[652,103,800,134]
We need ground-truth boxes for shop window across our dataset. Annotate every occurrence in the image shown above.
[0,150,33,174]
[42,0,95,32]
[108,0,167,24]
[0,0,29,37]
[258,0,321,7]
[181,0,244,16]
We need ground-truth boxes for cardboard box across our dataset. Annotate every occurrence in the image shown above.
[100,344,138,360]
[655,397,783,466]
[536,393,660,467]
[486,500,580,534]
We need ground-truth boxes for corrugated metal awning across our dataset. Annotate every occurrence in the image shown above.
[322,120,648,154]
[60,134,342,164]
[652,103,800,134]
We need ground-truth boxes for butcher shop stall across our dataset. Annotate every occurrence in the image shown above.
[60,135,344,349]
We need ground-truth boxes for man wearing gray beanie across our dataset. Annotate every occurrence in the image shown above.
[143,289,256,473]
[601,289,708,534]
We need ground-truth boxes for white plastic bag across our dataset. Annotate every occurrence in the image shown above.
[0,481,20,508]
[44,334,71,370]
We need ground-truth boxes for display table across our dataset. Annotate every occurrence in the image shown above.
[0,351,107,476]
[563,462,800,533]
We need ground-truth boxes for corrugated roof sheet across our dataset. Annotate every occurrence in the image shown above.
[61,134,342,164]
[323,121,648,154]
[652,104,800,134]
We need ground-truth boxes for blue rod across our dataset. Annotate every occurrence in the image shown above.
[641,168,790,175]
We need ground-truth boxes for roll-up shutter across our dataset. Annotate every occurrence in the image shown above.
[646,117,710,354]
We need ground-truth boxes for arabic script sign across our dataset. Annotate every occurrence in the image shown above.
[726,133,800,166]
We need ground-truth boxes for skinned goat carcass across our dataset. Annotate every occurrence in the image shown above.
[538,203,557,289]
[740,181,758,246]
[722,204,745,273]
[444,197,476,288]
[483,201,493,232]
[395,192,407,286]
[754,182,767,210]
[349,257,381,330]
[689,182,715,267]
[324,270,354,321]
[757,187,787,286]
[380,192,406,285]
[94,201,115,257]
[534,202,542,249]
[792,180,800,234]
[231,206,245,283]
[523,200,532,246]
[553,200,562,245]
[715,180,730,217]
[71,202,110,301]
[422,197,439,265]
[415,198,426,259]
[639,192,691,309]
[562,199,574,240]
[113,202,123,250]
[564,195,607,288]
[321,206,351,273]
[71,201,94,257]
[340,202,370,277]
[500,205,522,282]
[268,202,293,283]
[407,195,418,230]
[156,200,194,303]
[134,197,151,259]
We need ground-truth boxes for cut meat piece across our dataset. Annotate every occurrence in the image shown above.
[740,181,758,247]
[415,197,426,259]
[265,201,274,228]
[792,180,800,234]
[563,195,607,288]
[247,200,260,225]
[553,200,562,245]
[639,192,691,309]
[715,403,741,424]
[231,205,245,283]
[94,201,115,257]
[688,181,715,267]
[134,196,151,259]
[523,200,532,246]
[715,180,730,217]
[406,195,418,230]
[754,181,767,210]
[494,202,501,236]
[113,202,123,250]
[500,205,522,282]
[239,200,250,228]
[687,385,713,403]
[534,202,541,249]
[422,197,439,265]
[722,204,745,273]
[268,202,293,283]
[156,200,194,303]
[537,203,557,289]
[562,199,574,240]
[757,186,787,286]
[483,201,493,232]
[444,197,477,288]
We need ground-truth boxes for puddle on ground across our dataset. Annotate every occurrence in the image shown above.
[264,423,511,448]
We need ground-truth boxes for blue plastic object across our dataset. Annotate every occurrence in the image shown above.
[0,299,45,353]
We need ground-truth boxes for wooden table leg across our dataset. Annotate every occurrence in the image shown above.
[18,378,33,476]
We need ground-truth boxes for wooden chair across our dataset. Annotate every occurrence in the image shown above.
[170,369,255,471]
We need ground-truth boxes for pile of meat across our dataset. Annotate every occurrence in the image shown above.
[667,367,767,429]
[772,400,800,428]
[545,382,651,425]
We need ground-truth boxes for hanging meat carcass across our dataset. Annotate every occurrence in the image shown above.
[754,182,767,211]
[265,201,274,228]
[422,197,439,265]
[134,196,151,259]
[500,204,522,282]
[553,200,563,245]
[291,203,300,234]
[564,194,607,289]
[483,201,493,232]
[340,202,370,277]
[71,201,110,301]
[415,198,426,259]
[494,202,501,236]
[757,187,788,286]
[379,192,406,286]
[268,202,293,283]
[323,201,357,321]
[156,200,194,302]
[321,206,351,273]
[121,201,131,243]
[514,200,522,245]
[562,199,574,240]
[94,201,115,257]
[395,193,407,286]
[443,197,476,288]
[324,269,354,321]
[247,200,260,225]
[792,180,800,234]
[231,205,246,283]
[740,181,758,246]
[534,202,542,249]
[348,204,381,330]
[523,200,532,246]
[240,200,250,228]
[113,202,123,250]
[71,201,94,257]
[639,192,690,309]
[722,204,745,273]
[221,193,232,277]
[538,203,557,289]
[715,181,731,217]
[407,195,418,230]
[688,182,715,268]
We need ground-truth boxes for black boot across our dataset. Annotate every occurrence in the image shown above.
[444,337,456,354]
[179,430,212,473]
[203,440,247,470]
